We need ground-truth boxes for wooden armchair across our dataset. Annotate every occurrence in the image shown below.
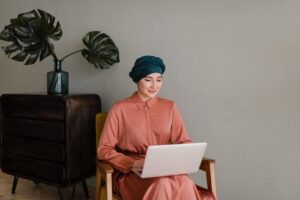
[95,113,217,200]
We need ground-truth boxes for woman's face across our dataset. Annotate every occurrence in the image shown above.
[137,73,163,101]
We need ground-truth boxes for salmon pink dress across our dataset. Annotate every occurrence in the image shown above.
[97,92,211,200]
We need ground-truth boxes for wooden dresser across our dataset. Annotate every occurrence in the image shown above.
[0,94,101,199]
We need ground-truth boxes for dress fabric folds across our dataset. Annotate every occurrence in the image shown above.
[97,92,215,200]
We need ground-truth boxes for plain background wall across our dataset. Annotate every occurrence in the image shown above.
[1,0,300,199]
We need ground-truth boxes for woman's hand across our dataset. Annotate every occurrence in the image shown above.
[132,159,145,171]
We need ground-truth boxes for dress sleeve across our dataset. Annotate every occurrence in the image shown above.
[170,103,192,144]
[97,103,135,174]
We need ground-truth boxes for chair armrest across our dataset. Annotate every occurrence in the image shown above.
[200,157,215,171]
[199,157,217,198]
[96,160,114,200]
[97,160,114,174]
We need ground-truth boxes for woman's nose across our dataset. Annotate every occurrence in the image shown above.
[150,81,156,88]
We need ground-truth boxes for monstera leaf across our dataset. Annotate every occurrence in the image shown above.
[0,9,62,65]
[81,31,120,69]
[0,9,119,70]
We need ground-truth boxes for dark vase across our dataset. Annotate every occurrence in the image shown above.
[47,60,69,94]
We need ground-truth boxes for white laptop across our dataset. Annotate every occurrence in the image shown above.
[132,143,207,178]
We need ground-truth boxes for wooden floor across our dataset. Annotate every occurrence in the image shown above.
[0,170,95,200]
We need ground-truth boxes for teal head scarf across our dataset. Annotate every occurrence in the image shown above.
[129,55,166,82]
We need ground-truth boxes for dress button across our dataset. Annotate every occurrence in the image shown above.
[144,105,149,113]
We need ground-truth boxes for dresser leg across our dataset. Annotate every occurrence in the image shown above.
[11,176,18,194]
[57,188,64,200]
[71,183,77,200]
[82,180,89,198]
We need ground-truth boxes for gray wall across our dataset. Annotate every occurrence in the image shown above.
[1,0,300,199]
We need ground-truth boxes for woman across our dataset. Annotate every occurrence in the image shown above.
[97,55,209,200]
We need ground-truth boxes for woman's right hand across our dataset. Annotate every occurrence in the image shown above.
[132,159,144,171]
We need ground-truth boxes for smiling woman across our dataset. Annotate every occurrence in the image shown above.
[136,73,163,101]
[97,55,217,200]
[129,55,165,101]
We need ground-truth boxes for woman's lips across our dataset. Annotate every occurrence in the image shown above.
[148,90,157,94]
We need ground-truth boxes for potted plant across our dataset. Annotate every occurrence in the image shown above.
[0,9,120,94]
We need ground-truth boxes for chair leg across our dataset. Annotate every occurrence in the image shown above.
[57,188,64,200]
[71,184,77,200]
[81,180,89,198]
[95,170,102,200]
[11,176,18,194]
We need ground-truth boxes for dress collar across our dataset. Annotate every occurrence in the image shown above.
[130,92,158,109]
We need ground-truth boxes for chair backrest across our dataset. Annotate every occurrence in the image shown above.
[96,113,108,147]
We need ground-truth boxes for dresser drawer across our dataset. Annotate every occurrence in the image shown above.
[2,117,65,142]
[2,154,66,183]
[1,94,65,121]
[3,135,65,162]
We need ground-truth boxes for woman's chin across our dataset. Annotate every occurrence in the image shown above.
[147,93,158,98]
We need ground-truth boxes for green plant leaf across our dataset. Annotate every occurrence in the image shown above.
[81,31,119,69]
[0,25,14,41]
[2,43,20,55]
[48,22,62,40]
[12,51,28,61]
[0,9,62,64]
[25,52,39,65]
[40,42,53,61]
[14,26,31,37]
